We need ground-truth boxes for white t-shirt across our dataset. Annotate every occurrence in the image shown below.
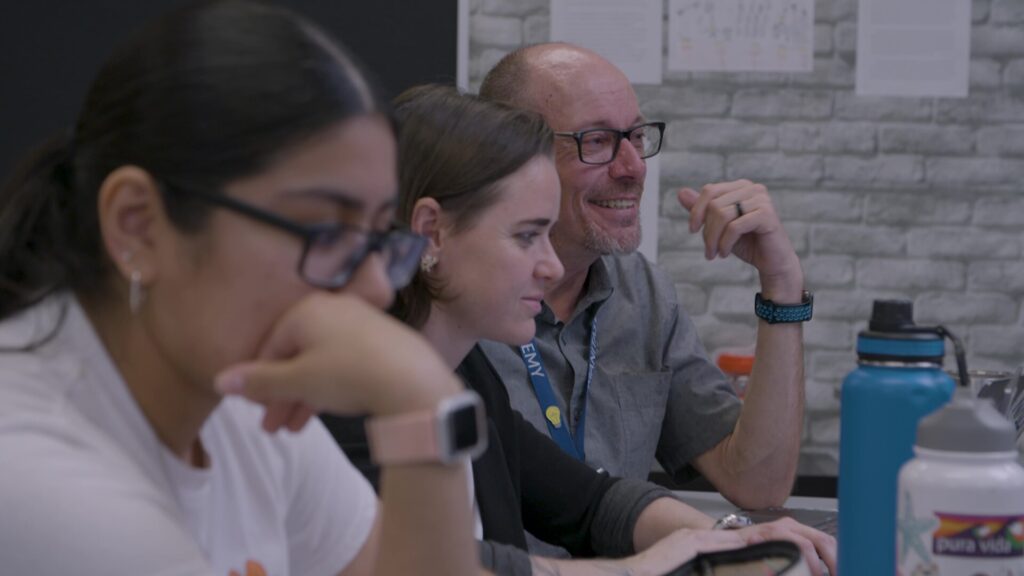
[0,295,377,576]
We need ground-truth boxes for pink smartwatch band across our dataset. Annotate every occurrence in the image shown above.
[366,410,439,465]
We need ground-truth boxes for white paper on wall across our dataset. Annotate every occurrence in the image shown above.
[667,0,814,72]
[549,0,664,85]
[639,155,660,263]
[855,0,970,97]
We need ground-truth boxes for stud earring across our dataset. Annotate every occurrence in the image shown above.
[420,254,438,274]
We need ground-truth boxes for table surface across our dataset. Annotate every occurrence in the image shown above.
[675,491,838,575]
[674,490,837,519]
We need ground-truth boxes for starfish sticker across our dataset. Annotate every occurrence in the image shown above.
[898,492,938,564]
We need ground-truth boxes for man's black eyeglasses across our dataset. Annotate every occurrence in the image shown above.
[163,184,426,290]
[554,121,666,165]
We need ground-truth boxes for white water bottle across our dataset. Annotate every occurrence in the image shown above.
[897,388,1024,575]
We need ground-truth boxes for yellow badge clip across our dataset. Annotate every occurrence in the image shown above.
[545,406,562,428]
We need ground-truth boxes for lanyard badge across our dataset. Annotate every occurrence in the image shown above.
[518,314,598,461]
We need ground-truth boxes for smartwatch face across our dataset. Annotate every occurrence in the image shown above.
[448,403,480,451]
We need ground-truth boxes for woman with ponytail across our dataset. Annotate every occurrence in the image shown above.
[0,132,83,319]
[0,2,484,575]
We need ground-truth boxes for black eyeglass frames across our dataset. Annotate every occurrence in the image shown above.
[162,184,426,291]
[553,121,666,165]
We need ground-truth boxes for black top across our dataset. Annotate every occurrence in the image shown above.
[321,345,619,555]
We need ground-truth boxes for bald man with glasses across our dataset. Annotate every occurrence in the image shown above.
[474,43,812,513]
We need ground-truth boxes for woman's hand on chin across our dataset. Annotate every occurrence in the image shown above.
[214,292,461,432]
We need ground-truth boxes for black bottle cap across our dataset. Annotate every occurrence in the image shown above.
[868,300,917,333]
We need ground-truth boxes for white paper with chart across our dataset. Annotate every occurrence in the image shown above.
[667,0,814,73]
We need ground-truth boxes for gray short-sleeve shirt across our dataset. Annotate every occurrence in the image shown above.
[479,252,741,482]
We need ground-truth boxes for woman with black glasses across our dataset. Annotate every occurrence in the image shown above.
[0,2,483,575]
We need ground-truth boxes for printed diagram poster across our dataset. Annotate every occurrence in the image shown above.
[668,0,814,72]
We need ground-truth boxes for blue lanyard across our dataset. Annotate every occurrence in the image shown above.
[518,314,598,461]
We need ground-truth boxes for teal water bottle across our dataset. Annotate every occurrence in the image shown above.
[838,300,956,575]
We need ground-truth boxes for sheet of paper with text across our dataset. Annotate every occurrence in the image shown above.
[667,0,814,73]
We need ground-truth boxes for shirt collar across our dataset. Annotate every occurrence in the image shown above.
[538,256,615,325]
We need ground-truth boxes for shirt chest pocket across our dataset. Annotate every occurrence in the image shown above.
[608,371,671,478]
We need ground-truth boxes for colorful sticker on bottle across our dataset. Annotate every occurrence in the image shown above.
[898,493,939,566]
[931,513,1024,558]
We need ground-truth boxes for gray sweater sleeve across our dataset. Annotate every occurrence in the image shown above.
[477,479,676,572]
[589,478,678,557]
[478,540,533,576]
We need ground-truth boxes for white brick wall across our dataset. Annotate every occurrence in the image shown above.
[469,0,1024,476]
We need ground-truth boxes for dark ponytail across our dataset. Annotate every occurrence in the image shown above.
[0,0,388,322]
[0,132,94,319]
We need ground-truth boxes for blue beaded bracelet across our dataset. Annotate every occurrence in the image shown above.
[755,291,813,324]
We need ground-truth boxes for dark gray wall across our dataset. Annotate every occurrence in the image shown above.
[0,0,457,175]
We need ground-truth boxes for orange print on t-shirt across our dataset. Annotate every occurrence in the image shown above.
[228,560,267,576]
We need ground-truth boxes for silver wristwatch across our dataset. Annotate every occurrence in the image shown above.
[712,512,754,530]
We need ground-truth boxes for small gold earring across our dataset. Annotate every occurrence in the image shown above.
[420,254,438,274]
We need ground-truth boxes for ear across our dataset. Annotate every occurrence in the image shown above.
[409,197,446,253]
[95,166,170,285]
